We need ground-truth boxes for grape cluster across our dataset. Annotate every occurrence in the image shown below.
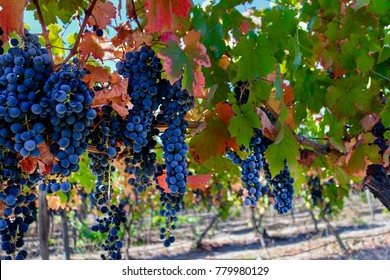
[271,162,294,215]
[371,121,389,155]
[91,204,127,260]
[41,64,95,178]
[308,176,322,207]
[226,127,294,213]
[227,129,269,207]
[0,32,53,259]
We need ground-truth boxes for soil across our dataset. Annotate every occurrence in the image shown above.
[28,193,390,260]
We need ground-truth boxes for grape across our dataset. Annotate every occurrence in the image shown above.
[96,29,104,37]
[91,204,127,260]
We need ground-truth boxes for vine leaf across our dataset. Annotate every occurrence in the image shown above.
[344,133,382,176]
[232,32,277,82]
[145,0,192,34]
[92,78,130,117]
[20,157,38,174]
[265,124,299,177]
[158,30,211,97]
[229,103,261,147]
[188,174,212,191]
[37,141,58,175]
[87,0,116,29]
[360,113,381,131]
[79,32,114,61]
[84,64,110,85]
[189,102,238,163]
[0,0,28,36]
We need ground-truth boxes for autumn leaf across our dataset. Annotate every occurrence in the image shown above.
[298,149,317,168]
[87,0,116,29]
[20,156,38,174]
[84,64,110,85]
[0,0,28,37]
[190,102,238,163]
[157,173,212,192]
[158,30,211,97]
[37,141,57,175]
[360,113,381,132]
[187,174,213,191]
[256,107,277,140]
[145,0,192,34]
[79,32,114,61]
[92,78,130,117]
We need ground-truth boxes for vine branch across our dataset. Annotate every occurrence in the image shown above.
[130,0,143,31]
[32,0,55,70]
[59,0,98,69]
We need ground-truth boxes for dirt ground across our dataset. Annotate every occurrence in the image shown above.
[28,193,390,260]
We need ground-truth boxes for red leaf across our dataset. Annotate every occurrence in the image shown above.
[37,141,57,175]
[212,102,235,123]
[157,172,170,193]
[20,156,38,174]
[93,78,129,103]
[87,0,116,29]
[145,0,192,34]
[79,32,114,61]
[239,20,250,34]
[0,0,28,37]
[190,102,238,163]
[298,149,317,168]
[111,102,129,118]
[188,174,212,191]
[360,113,380,132]
[158,30,211,97]
[84,65,110,85]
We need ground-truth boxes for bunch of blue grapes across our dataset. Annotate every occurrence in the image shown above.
[0,32,53,259]
[226,129,268,207]
[91,203,127,260]
[271,161,294,215]
[308,176,323,207]
[38,63,96,190]
[156,80,193,247]
[371,121,389,155]
[117,47,163,190]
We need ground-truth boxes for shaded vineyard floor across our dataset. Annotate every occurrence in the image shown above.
[28,194,390,260]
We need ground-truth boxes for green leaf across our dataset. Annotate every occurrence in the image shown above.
[381,101,390,127]
[275,64,282,100]
[48,24,65,56]
[378,45,390,63]
[326,77,373,118]
[265,124,299,177]
[356,51,375,72]
[292,31,302,69]
[249,79,272,103]
[204,154,241,178]
[232,32,277,82]
[228,103,261,147]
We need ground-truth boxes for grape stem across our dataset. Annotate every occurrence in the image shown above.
[59,0,99,69]
[32,0,55,71]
